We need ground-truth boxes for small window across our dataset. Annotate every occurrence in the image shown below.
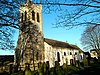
[75,52,77,55]
[25,11,27,21]
[32,11,35,20]
[64,52,66,56]
[70,52,72,55]
[37,13,40,22]
[21,13,23,22]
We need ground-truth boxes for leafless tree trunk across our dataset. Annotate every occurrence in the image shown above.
[81,26,100,50]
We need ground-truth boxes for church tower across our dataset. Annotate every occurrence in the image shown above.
[15,0,44,70]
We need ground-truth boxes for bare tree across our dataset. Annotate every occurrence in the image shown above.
[1,0,100,29]
[32,0,100,29]
[50,0,100,29]
[0,0,100,50]
[81,26,100,51]
[0,0,20,50]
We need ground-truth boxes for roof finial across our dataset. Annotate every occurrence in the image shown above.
[26,0,31,4]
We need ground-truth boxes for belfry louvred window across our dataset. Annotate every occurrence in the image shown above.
[37,13,40,22]
[25,11,27,21]
[21,13,23,22]
[32,11,35,20]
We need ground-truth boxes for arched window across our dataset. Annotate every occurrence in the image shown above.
[57,52,60,62]
[25,11,27,21]
[64,52,66,56]
[32,11,35,20]
[21,13,23,22]
[75,52,77,55]
[70,52,72,55]
[37,13,40,22]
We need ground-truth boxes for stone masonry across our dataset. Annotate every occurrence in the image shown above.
[15,0,44,71]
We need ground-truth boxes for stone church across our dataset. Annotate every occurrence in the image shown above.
[15,0,83,71]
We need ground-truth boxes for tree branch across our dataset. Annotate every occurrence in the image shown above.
[36,2,100,8]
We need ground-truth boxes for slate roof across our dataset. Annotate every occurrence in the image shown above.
[70,44,81,50]
[44,38,81,50]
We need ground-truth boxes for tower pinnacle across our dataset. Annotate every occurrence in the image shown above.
[26,0,31,4]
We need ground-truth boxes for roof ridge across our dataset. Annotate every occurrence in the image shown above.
[44,38,68,44]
